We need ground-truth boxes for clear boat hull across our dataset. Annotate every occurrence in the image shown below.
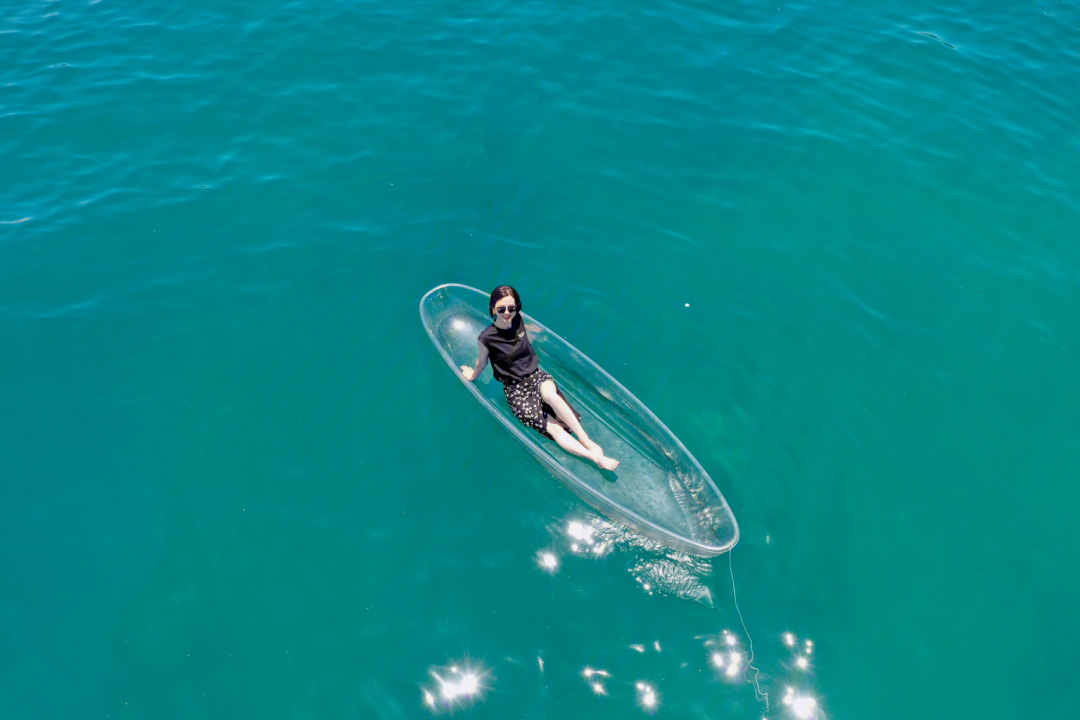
[420,283,739,557]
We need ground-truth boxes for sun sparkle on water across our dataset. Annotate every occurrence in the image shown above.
[538,551,558,572]
[635,681,659,711]
[419,627,825,716]
[783,686,820,719]
[420,660,487,713]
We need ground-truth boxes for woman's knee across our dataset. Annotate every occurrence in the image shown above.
[539,379,558,401]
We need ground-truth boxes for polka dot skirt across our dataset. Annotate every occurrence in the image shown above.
[503,368,581,440]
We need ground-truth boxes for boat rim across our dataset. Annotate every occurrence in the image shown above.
[419,282,740,556]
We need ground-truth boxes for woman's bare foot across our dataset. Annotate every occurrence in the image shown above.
[590,451,619,471]
[580,438,618,471]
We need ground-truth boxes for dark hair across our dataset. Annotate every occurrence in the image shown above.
[489,285,522,319]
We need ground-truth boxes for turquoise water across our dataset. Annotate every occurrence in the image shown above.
[2,0,1078,717]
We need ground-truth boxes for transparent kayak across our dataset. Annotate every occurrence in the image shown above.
[419,284,739,557]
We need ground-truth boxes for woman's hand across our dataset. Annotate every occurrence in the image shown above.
[462,341,488,382]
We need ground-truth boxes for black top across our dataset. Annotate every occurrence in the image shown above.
[478,313,539,383]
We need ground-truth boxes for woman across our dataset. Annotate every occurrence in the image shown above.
[460,285,619,471]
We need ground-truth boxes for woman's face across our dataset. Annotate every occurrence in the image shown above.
[494,294,517,323]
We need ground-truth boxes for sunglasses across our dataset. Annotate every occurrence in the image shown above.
[495,305,518,314]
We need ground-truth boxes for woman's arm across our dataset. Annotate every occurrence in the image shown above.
[460,340,489,381]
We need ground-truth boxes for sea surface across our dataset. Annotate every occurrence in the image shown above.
[2,0,1078,718]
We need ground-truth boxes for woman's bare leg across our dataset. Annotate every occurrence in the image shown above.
[541,381,619,471]
[546,424,594,462]
[539,380,586,436]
